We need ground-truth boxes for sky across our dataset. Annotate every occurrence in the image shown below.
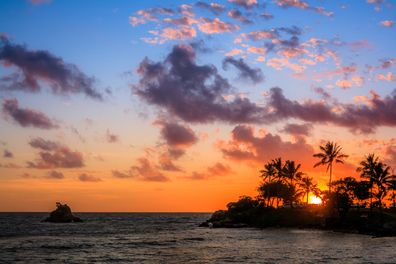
[0,0,395,212]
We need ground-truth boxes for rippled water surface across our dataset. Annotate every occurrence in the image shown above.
[0,213,395,263]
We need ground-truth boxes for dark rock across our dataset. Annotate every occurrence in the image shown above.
[43,202,83,223]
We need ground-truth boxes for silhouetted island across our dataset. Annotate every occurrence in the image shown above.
[201,142,396,237]
[200,196,396,237]
[43,202,83,223]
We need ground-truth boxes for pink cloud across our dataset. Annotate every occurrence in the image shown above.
[198,18,240,34]
[380,20,394,27]
[228,0,258,9]
[377,72,395,81]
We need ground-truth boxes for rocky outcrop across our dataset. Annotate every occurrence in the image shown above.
[43,202,83,223]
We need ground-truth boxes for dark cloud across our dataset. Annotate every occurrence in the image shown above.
[220,125,316,168]
[2,98,58,129]
[46,170,64,179]
[264,87,396,134]
[222,57,264,83]
[312,87,331,99]
[0,38,102,99]
[158,155,183,172]
[189,39,212,54]
[135,44,264,124]
[135,45,396,133]
[3,149,13,158]
[78,173,101,182]
[160,121,198,147]
[195,2,225,14]
[228,9,253,24]
[28,138,84,169]
[281,123,312,136]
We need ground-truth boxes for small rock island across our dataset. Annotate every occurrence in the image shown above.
[43,202,83,223]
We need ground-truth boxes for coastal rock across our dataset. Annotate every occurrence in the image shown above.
[43,202,83,223]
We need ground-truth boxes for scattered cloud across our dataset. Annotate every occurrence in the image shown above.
[46,170,64,179]
[189,162,232,180]
[219,125,316,168]
[198,18,240,34]
[159,121,198,147]
[2,98,58,129]
[195,2,225,14]
[130,158,170,182]
[78,173,101,182]
[228,9,252,24]
[3,149,13,158]
[228,0,258,9]
[106,130,119,143]
[275,0,333,16]
[380,20,394,27]
[27,138,84,169]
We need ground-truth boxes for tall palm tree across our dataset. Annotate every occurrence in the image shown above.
[357,154,379,208]
[271,158,284,207]
[313,142,348,193]
[299,176,321,204]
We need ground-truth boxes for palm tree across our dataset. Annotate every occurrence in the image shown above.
[387,175,396,207]
[299,176,321,204]
[373,162,393,209]
[260,162,276,183]
[313,142,348,193]
[357,154,379,209]
[283,160,303,187]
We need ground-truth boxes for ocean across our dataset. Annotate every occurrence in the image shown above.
[0,213,395,263]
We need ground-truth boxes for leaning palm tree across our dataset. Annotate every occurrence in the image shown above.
[299,176,321,204]
[313,141,348,193]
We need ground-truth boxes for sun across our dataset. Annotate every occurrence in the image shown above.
[310,196,322,205]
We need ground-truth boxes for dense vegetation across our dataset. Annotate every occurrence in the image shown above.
[201,142,396,236]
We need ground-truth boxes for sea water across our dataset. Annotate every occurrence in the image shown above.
[0,213,395,263]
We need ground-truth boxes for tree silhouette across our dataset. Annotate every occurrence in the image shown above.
[357,154,379,209]
[313,141,348,194]
[299,176,321,204]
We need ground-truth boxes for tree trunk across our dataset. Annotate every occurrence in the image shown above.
[329,164,333,194]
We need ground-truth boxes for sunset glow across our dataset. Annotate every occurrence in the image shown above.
[310,196,322,205]
[0,0,395,212]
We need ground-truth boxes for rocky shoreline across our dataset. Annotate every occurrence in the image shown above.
[199,207,396,237]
